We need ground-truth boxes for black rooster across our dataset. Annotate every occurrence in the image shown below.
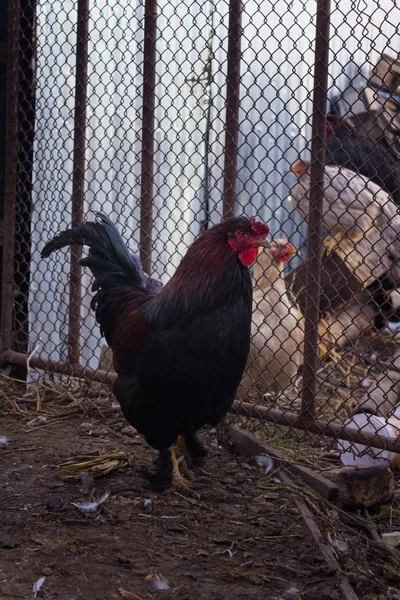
[42,214,270,492]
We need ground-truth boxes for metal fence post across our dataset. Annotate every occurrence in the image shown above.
[222,0,242,219]
[300,0,331,420]
[1,0,21,356]
[67,0,89,366]
[139,0,157,275]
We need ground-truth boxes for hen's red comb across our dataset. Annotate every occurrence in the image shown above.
[326,120,335,137]
[249,216,269,237]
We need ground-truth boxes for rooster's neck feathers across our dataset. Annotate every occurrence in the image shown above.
[148,227,252,327]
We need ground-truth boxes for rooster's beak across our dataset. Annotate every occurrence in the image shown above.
[254,240,270,248]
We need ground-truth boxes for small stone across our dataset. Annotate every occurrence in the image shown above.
[222,477,236,485]
[46,497,63,510]
[38,545,58,555]
[262,492,279,500]
[0,535,19,549]
[117,556,132,564]
[112,537,124,551]
[235,473,247,484]
[125,439,141,446]
[120,425,137,437]
[41,567,52,576]
[167,525,186,533]
[287,507,300,515]
[265,522,283,536]
[91,427,109,437]
[47,481,65,490]
[218,504,243,519]
[193,476,213,487]
[79,422,93,432]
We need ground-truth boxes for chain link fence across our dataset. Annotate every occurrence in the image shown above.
[3,0,400,465]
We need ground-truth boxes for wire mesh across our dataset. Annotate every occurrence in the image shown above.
[4,0,400,465]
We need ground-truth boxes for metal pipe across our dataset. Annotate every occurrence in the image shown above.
[1,0,21,354]
[222,0,242,218]
[230,400,400,454]
[2,349,116,384]
[300,0,331,420]
[139,0,157,275]
[67,0,89,366]
[3,349,400,453]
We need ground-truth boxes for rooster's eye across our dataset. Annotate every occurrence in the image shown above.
[237,231,248,238]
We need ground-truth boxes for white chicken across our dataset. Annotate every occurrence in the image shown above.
[290,161,400,288]
[239,239,304,400]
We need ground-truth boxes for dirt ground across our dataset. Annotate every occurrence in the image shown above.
[0,382,399,600]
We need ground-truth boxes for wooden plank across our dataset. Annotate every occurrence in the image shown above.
[218,423,339,503]
[279,470,360,600]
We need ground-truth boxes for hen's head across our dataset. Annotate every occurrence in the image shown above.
[270,238,296,263]
[326,114,341,136]
[291,159,309,177]
[221,216,270,266]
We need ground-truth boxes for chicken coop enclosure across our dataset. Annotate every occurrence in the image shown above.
[2,0,400,461]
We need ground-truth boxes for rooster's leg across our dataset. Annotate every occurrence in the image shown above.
[169,444,196,494]
[146,445,191,491]
[175,435,194,480]
[146,449,174,492]
[185,432,208,467]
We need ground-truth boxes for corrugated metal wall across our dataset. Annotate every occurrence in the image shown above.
[28,0,400,368]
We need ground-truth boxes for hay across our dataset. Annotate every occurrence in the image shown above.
[0,372,113,422]
[58,452,133,479]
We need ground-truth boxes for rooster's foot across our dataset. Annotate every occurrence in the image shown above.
[169,444,200,499]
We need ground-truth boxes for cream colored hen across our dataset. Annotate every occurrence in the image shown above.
[239,239,304,400]
[290,161,400,288]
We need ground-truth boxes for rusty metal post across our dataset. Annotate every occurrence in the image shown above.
[300,0,331,420]
[139,0,157,275]
[222,0,242,218]
[1,0,21,354]
[67,0,89,365]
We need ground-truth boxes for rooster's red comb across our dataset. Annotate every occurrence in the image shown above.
[249,216,269,237]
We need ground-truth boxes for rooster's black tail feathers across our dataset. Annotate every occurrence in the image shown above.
[41,213,159,342]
